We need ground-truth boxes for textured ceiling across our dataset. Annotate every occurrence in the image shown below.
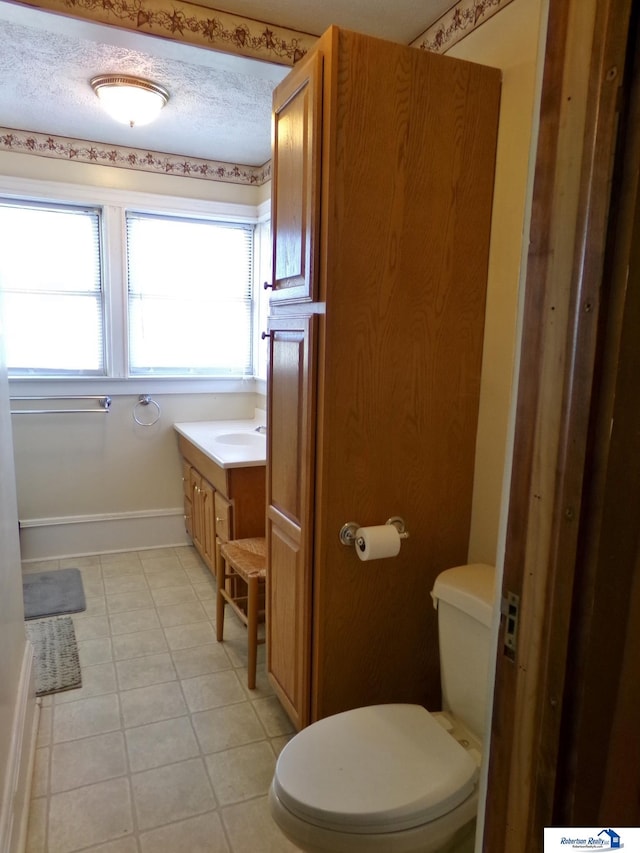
[0,0,456,166]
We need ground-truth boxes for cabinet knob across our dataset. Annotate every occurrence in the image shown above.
[263,281,273,290]
[261,331,270,340]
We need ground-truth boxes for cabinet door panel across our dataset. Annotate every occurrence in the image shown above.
[270,51,323,304]
[266,314,317,728]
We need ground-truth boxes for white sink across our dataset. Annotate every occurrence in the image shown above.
[215,432,266,447]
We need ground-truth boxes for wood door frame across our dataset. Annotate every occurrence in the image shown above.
[483,0,635,848]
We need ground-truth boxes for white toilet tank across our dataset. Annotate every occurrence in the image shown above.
[431,563,496,741]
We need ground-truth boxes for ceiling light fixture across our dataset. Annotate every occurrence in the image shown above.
[90,75,169,128]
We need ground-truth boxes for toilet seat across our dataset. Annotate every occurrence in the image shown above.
[272,704,479,835]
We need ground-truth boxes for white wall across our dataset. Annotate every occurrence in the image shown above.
[447,0,544,565]
[0,299,38,852]
[1,153,268,559]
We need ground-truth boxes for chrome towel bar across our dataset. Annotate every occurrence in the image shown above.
[10,395,112,414]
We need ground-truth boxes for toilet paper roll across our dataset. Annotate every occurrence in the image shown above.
[355,525,401,561]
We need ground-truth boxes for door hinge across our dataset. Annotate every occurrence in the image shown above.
[501,591,520,661]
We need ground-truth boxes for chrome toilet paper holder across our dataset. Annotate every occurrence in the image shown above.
[339,516,410,547]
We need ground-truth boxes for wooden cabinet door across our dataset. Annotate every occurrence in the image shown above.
[266,314,317,729]
[200,479,216,573]
[270,50,323,304]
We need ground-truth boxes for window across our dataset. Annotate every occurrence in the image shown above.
[126,213,253,376]
[0,200,104,376]
[0,195,256,381]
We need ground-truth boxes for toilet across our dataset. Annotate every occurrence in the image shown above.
[269,563,496,853]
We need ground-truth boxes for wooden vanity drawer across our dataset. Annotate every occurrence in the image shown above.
[214,492,232,542]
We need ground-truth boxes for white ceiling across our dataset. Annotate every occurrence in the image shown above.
[0,0,456,166]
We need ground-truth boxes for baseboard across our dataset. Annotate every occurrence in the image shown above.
[0,641,37,853]
[18,508,190,562]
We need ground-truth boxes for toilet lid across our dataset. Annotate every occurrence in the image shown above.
[272,704,478,834]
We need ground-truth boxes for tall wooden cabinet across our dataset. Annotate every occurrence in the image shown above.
[266,26,501,730]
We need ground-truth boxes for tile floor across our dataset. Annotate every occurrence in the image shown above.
[24,545,303,853]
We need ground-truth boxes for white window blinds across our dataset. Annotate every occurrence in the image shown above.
[0,200,104,376]
[126,213,254,377]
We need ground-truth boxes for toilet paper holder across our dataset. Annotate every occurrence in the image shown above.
[339,517,410,547]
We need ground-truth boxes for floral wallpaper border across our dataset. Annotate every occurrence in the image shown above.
[2,0,515,184]
[0,128,271,186]
[31,0,315,65]
[410,0,516,52]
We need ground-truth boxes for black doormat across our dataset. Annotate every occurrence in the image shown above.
[23,568,86,620]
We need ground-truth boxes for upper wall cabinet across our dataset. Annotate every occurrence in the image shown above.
[267,26,501,729]
[270,51,323,304]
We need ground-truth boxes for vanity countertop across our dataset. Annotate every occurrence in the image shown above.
[174,415,266,469]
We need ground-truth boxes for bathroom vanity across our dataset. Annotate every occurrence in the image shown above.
[175,419,266,576]
[266,26,500,729]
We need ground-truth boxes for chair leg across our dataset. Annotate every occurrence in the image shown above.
[216,552,226,642]
[247,575,259,689]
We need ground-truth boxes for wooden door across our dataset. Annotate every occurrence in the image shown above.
[482,0,635,847]
[266,314,317,729]
[270,48,323,304]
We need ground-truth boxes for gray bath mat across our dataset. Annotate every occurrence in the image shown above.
[23,568,86,620]
[25,616,82,696]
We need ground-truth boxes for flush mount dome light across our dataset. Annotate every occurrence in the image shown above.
[90,75,169,127]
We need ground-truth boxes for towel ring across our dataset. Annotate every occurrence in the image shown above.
[133,395,161,426]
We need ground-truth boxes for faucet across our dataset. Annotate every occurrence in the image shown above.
[255,425,267,434]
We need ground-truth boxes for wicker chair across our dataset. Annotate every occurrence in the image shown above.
[216,537,266,689]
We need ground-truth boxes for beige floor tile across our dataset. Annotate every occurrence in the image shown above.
[139,811,230,853]
[222,795,303,852]
[54,661,117,704]
[31,747,49,797]
[139,547,180,561]
[252,695,296,738]
[116,652,176,691]
[205,741,276,806]
[23,559,59,572]
[191,581,215,600]
[25,796,47,853]
[140,555,183,574]
[171,643,231,679]
[80,574,106,598]
[145,569,192,590]
[78,636,113,666]
[109,608,160,636]
[103,573,149,594]
[163,621,216,650]
[184,564,212,584]
[60,555,102,569]
[156,601,208,627]
[181,670,246,713]
[125,716,199,772]
[192,703,266,754]
[81,839,139,853]
[53,693,120,743]
[150,585,197,606]
[112,629,168,661]
[101,562,144,579]
[174,546,205,568]
[101,551,142,566]
[36,706,52,748]
[107,590,155,614]
[73,615,111,641]
[74,595,107,618]
[48,776,133,852]
[270,734,294,756]
[131,757,215,831]
[120,681,188,729]
[51,731,127,793]
[200,599,217,622]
